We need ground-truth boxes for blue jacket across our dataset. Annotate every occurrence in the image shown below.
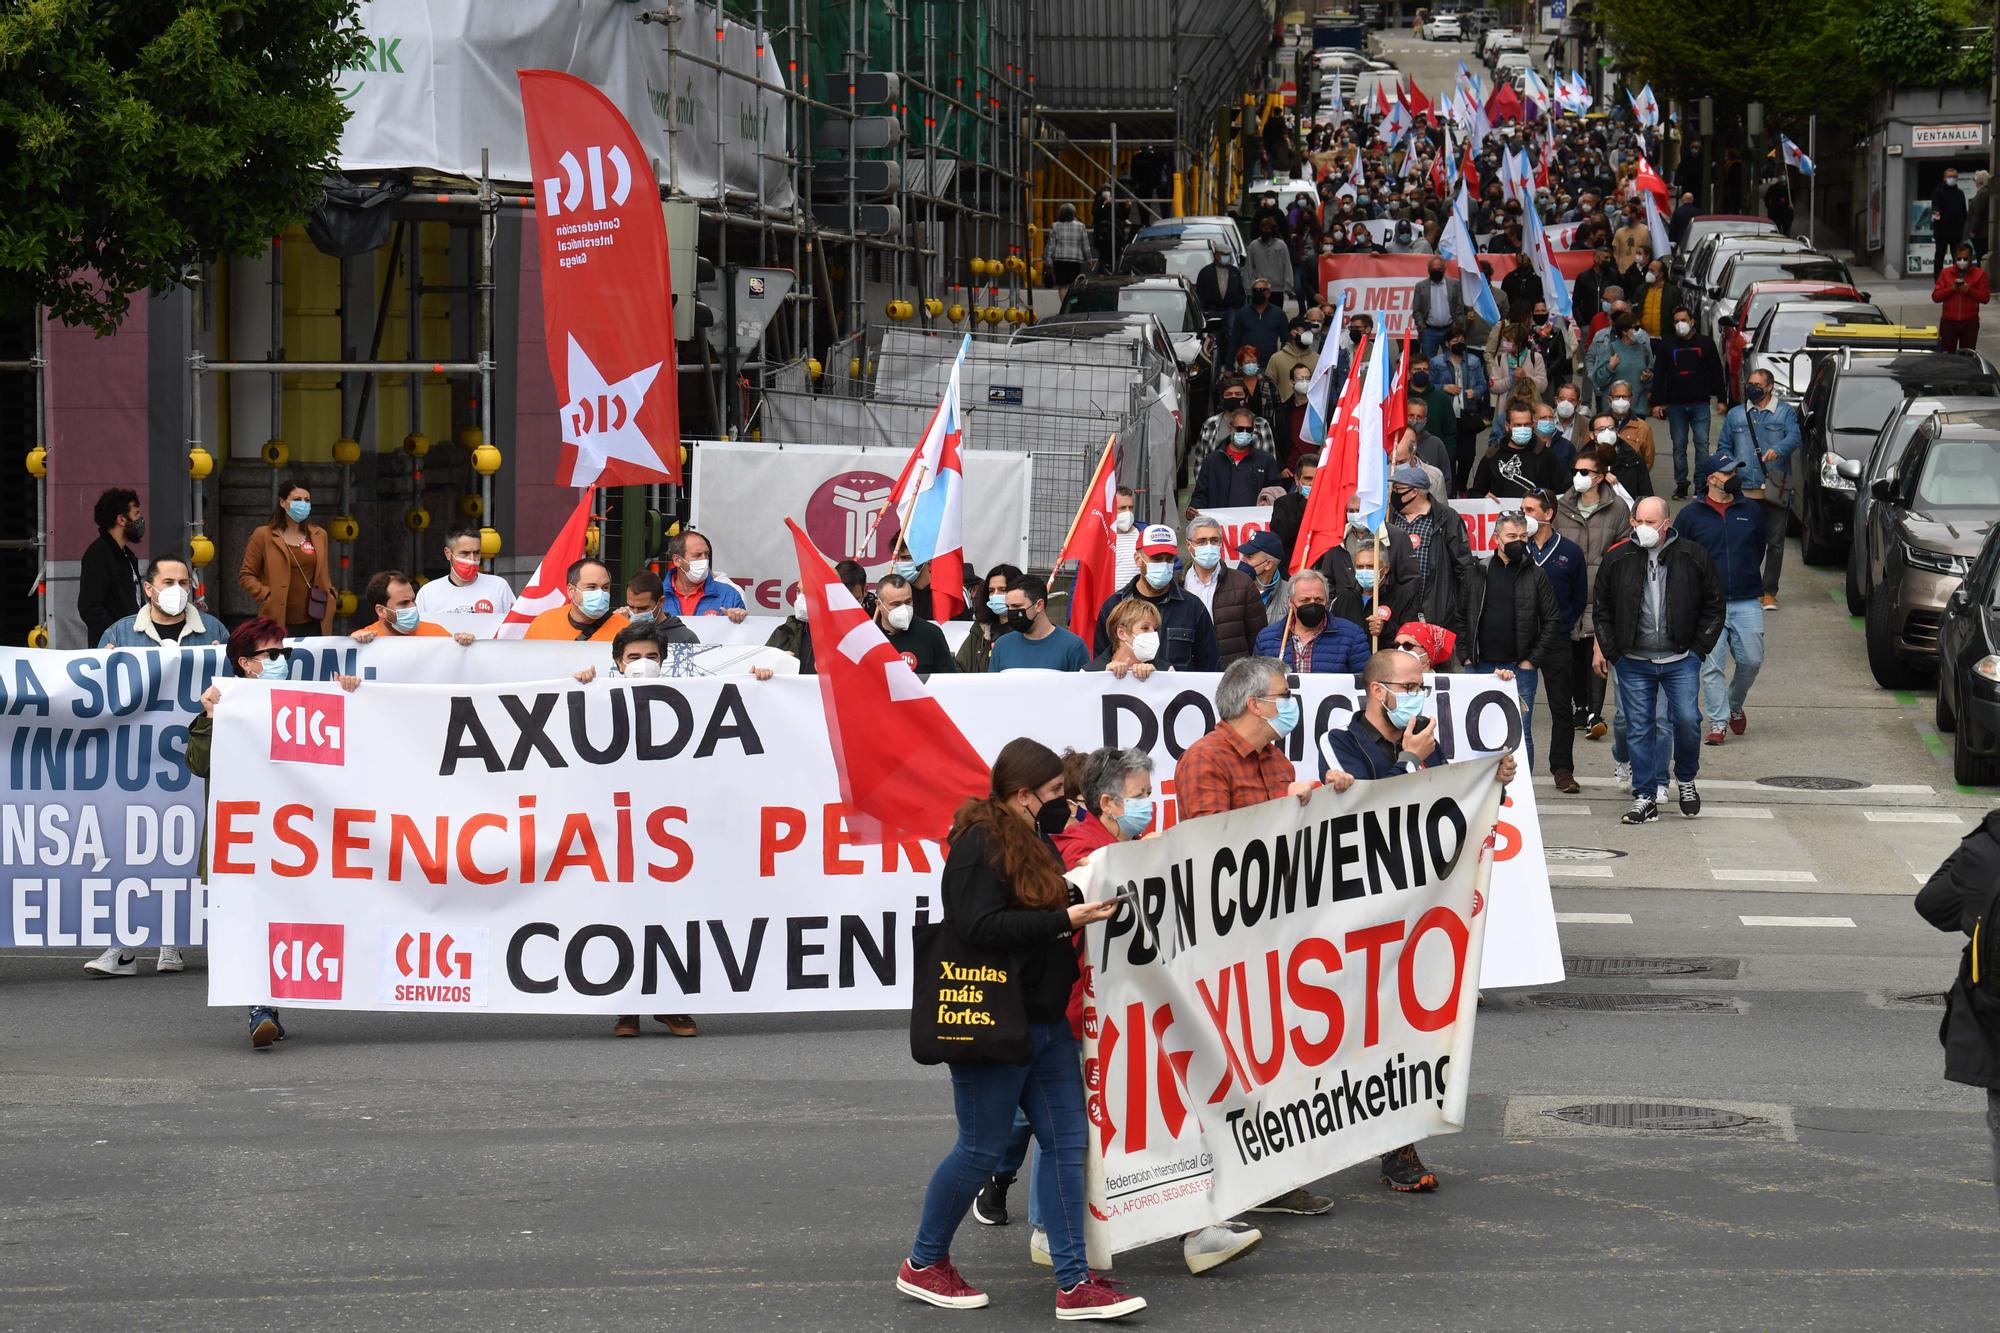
[1319,709,1447,781]
[1091,576,1220,671]
[1254,614,1370,674]
[673,576,747,617]
[1428,347,1489,406]
[97,606,226,649]
[1673,496,1768,602]
[1226,301,1289,365]
[1716,400,1802,481]
[1528,532,1590,631]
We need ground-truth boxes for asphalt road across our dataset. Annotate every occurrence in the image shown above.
[7,38,1999,1333]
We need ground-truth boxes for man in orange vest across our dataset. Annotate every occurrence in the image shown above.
[351,570,477,644]
[523,557,631,642]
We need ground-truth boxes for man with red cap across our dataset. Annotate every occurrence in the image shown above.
[1090,524,1220,671]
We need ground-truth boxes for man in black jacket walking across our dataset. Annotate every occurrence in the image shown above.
[78,487,144,649]
[1385,464,1477,657]
[1914,810,2000,1214]
[1650,304,1725,499]
[1465,512,1565,774]
[1593,496,1725,824]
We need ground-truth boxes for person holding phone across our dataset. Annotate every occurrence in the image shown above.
[1933,241,1991,353]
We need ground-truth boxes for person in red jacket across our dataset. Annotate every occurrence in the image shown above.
[1934,242,1992,353]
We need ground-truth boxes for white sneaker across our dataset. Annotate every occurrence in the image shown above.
[155,946,184,973]
[1183,1221,1262,1274]
[1655,783,1668,803]
[1030,1227,1051,1267]
[83,947,137,977]
[1613,761,1632,790]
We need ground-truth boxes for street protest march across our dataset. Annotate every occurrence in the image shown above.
[1070,757,1502,1255]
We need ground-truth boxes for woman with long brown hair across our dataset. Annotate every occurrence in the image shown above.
[238,479,335,636]
[898,738,1141,1321]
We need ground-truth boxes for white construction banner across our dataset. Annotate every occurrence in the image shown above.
[199,670,1559,1004]
[1197,498,1508,561]
[690,441,1034,612]
[1074,758,1502,1253]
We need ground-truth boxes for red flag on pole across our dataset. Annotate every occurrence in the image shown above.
[519,70,683,486]
[1383,327,1411,445]
[1056,436,1120,640]
[493,485,598,638]
[1634,154,1671,203]
[1291,331,1372,575]
[1403,78,1434,128]
[1460,141,1481,198]
[787,519,989,845]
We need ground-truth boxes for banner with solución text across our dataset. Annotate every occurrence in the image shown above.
[1074,758,1502,1255]
[201,671,1561,1012]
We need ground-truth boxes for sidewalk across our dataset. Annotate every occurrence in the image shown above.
[1826,250,2000,360]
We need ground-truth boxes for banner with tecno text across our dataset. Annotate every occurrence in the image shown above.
[1073,758,1501,1253]
[198,671,1560,1005]
[1312,252,1595,332]
[1195,498,1506,562]
[688,441,1033,613]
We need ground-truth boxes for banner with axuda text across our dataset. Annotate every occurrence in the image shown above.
[1074,758,1501,1255]
[200,672,1560,1012]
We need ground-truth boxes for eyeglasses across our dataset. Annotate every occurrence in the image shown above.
[249,647,287,662]
[1382,681,1431,697]
[1255,691,1296,704]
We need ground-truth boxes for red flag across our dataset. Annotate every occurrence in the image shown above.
[1374,81,1393,118]
[493,486,598,639]
[1057,436,1120,640]
[1486,82,1523,125]
[519,70,683,487]
[1403,78,1435,128]
[1430,151,1449,199]
[1634,154,1671,203]
[1460,141,1481,198]
[787,520,989,845]
[1291,331,1371,575]
[1383,328,1411,444]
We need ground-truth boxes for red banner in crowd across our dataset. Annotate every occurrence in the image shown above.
[519,69,683,487]
[1313,251,1597,334]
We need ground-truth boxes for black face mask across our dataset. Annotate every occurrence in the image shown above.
[1005,608,1033,630]
[1252,290,1270,306]
[1294,602,1329,629]
[1501,539,1529,564]
[1428,269,1445,281]
[1447,341,1465,354]
[125,516,146,542]
[1720,475,1744,496]
[1410,372,1431,390]
[1035,800,1071,838]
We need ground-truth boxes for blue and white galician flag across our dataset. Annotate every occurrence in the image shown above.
[1302,293,1349,448]
[886,332,970,618]
[1353,316,1393,533]
[1522,201,1572,321]
[1780,134,1815,177]
[1438,207,1501,328]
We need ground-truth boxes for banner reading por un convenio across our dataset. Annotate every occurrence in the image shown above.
[1072,757,1501,1254]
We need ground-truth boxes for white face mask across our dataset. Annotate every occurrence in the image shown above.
[154,585,189,618]
[1633,523,1662,549]
[1573,470,1597,493]
[793,592,809,621]
[885,604,915,632]
[1113,510,1135,534]
[683,559,711,584]
[1610,397,1632,415]
[1130,630,1161,662]
[1595,427,1618,446]
[1674,321,1692,338]
[621,657,662,678]
[1524,514,1541,536]
[1555,399,1577,419]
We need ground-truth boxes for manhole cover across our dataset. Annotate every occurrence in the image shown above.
[1890,991,1949,1007]
[1545,846,1629,861]
[1756,775,1867,791]
[1564,956,1729,978]
[1522,993,1738,1013]
[1545,1102,1760,1131]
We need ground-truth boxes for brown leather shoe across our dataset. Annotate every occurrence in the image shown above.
[1552,769,1581,794]
[658,1014,699,1037]
[613,1015,641,1038]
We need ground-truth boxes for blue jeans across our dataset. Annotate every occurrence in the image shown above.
[1608,663,1670,767]
[1701,599,1765,729]
[1616,655,1703,797]
[1665,404,1711,488]
[996,1112,1046,1229]
[912,1022,1088,1287]
[1420,325,1450,359]
[1477,661,1539,771]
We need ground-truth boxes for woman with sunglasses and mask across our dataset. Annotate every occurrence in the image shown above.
[189,617,359,1048]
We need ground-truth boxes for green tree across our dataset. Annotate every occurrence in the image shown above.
[1591,0,1876,128]
[0,0,366,333]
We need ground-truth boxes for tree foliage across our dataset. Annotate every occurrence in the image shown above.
[1857,0,1993,86]
[0,0,367,333]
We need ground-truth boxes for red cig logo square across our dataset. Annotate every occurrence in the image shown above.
[270,690,346,765]
[269,922,344,1000]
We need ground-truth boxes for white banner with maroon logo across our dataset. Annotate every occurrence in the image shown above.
[689,441,1033,612]
[1074,758,1502,1255]
[1196,498,1507,562]
[201,672,1559,1008]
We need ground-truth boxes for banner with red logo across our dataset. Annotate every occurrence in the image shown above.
[1073,757,1502,1256]
[520,70,682,487]
[199,671,1560,1010]
[1195,497,1508,563]
[1312,252,1596,333]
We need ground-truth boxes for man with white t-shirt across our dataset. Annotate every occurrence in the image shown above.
[414,528,516,623]
[1111,486,1140,592]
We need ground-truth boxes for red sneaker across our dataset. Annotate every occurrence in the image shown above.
[896,1257,988,1309]
[1056,1276,1147,1321]
[1703,728,1726,746]
[1730,708,1747,736]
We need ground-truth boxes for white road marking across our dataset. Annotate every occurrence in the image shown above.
[1538,804,1592,816]
[1710,869,1819,883]
[1548,866,1615,879]
[1554,912,1633,924]
[1699,807,1774,819]
[1575,776,1936,795]
[1738,915,1857,928]
[1863,810,1967,824]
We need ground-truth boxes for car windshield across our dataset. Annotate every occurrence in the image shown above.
[1725,259,1845,301]
[1765,308,1884,348]
[1064,286,1193,332]
[1873,415,1931,480]
[1915,439,2000,509]
[1833,376,1910,433]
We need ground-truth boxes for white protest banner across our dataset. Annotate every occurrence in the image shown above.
[200,670,1560,1003]
[1192,507,1273,561]
[1074,758,1502,1252]
[1314,252,1595,333]
[1200,499,1507,561]
[689,441,1033,612]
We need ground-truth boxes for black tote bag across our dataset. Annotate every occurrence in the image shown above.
[909,920,1032,1066]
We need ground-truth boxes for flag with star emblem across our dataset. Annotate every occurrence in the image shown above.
[520,70,683,486]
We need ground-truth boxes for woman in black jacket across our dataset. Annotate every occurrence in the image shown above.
[899,739,1137,1319]
[1915,811,2000,1211]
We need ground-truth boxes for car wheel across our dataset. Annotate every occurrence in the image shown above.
[1937,672,1957,732]
[1865,582,1924,689]
[1800,482,1842,565]
[1954,725,1996,786]
[1844,552,1865,617]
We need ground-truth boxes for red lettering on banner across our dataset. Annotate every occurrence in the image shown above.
[1491,791,1522,862]
[823,804,865,876]
[545,812,607,880]
[388,814,448,884]
[1236,952,1287,1087]
[1399,906,1469,1031]
[1343,921,1404,1048]
[884,833,934,874]
[212,800,258,875]
[457,813,508,885]
[331,807,373,880]
[272,803,316,878]
[1285,936,1345,1064]
[1195,968,1254,1100]
[644,806,692,882]
[760,806,806,875]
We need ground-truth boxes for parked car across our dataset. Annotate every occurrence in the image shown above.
[1672,214,1776,266]
[1703,251,1854,341]
[1012,312,1190,459]
[1859,418,2000,688]
[1795,350,2000,565]
[1849,397,2000,613]
[1717,281,1868,401]
[1132,215,1245,264]
[1116,236,1214,284]
[1739,299,1885,403]
[1422,13,1462,39]
[1237,176,1320,220]
[1057,276,1217,414]
[1683,232,1808,323]
[1935,524,2000,783]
